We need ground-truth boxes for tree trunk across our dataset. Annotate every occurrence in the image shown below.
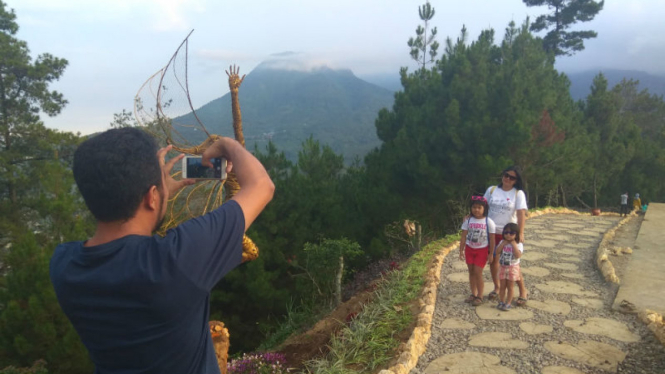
[560,185,567,207]
[575,196,592,209]
[593,174,598,209]
[335,256,344,306]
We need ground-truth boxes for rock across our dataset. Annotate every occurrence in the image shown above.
[440,318,475,330]
[543,262,578,271]
[571,298,604,309]
[542,366,586,374]
[544,340,626,372]
[519,322,553,335]
[535,281,597,297]
[475,303,534,321]
[520,266,550,277]
[521,252,549,261]
[527,300,571,315]
[446,272,469,283]
[564,318,640,342]
[468,332,528,349]
[423,352,516,374]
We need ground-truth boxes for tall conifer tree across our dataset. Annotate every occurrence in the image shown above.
[523,0,604,56]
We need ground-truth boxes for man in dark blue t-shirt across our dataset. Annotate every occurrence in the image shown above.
[50,128,274,374]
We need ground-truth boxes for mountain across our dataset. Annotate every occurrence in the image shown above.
[566,69,665,101]
[175,60,395,163]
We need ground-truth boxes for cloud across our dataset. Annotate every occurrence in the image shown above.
[258,52,337,72]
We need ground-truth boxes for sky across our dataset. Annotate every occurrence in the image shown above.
[9,0,665,135]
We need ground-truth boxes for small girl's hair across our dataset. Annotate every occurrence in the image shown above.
[470,195,488,217]
[503,222,521,243]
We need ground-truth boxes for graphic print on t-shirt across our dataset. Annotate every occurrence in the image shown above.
[498,241,523,266]
[461,217,495,249]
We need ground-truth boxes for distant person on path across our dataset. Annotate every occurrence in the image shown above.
[50,128,275,374]
[620,192,629,217]
[633,193,642,212]
[459,196,496,306]
[484,166,528,306]
[494,223,523,311]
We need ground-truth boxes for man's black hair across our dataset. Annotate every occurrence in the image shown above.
[498,165,524,191]
[73,128,162,222]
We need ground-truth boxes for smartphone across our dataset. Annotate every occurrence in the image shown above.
[181,156,227,180]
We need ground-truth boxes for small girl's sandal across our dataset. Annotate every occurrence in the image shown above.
[465,294,476,303]
[471,296,483,306]
[516,297,528,307]
[488,291,498,301]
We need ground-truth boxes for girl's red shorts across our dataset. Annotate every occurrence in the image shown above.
[464,244,489,268]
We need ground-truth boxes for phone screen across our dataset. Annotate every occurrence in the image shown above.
[185,157,225,179]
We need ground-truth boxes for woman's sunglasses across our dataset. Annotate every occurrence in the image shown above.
[503,173,517,181]
[503,231,517,235]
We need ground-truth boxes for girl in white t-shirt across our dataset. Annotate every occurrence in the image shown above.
[484,166,529,306]
[493,223,523,311]
[459,196,496,306]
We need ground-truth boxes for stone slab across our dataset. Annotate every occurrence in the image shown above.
[475,303,533,320]
[520,266,550,277]
[614,203,665,315]
[544,340,626,372]
[564,318,640,342]
[552,249,581,256]
[571,298,604,309]
[519,322,553,335]
[424,352,516,374]
[561,273,585,279]
[535,281,597,297]
[529,239,559,248]
[453,261,469,270]
[564,243,591,249]
[521,252,548,261]
[446,272,469,283]
[527,299,571,315]
[542,366,586,374]
[440,318,475,330]
[550,224,585,229]
[560,257,581,263]
[573,230,602,237]
[469,332,528,349]
[543,262,578,271]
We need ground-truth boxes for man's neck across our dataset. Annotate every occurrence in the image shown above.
[85,220,152,247]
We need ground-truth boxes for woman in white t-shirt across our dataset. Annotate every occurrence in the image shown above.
[484,166,528,306]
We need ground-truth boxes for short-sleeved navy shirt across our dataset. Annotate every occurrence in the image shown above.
[50,201,245,374]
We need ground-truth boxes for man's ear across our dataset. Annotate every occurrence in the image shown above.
[144,185,160,211]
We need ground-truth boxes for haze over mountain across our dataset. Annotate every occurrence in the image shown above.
[176,54,395,163]
[361,69,665,100]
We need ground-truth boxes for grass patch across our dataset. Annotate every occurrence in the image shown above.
[304,235,459,374]
[258,300,334,352]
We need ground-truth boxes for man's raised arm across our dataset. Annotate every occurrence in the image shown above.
[202,137,275,231]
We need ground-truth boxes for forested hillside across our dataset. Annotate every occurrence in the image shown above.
[2,0,665,372]
[175,58,394,163]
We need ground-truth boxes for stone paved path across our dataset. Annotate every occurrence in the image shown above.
[411,214,665,374]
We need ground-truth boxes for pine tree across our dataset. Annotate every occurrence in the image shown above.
[524,0,604,56]
[407,1,440,69]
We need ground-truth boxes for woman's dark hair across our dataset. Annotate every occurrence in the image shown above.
[502,222,521,243]
[498,165,524,191]
[73,128,162,222]
[469,196,489,217]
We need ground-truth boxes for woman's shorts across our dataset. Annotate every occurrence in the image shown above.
[464,245,489,268]
[499,264,521,281]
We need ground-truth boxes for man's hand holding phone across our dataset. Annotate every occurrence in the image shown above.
[157,145,196,197]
